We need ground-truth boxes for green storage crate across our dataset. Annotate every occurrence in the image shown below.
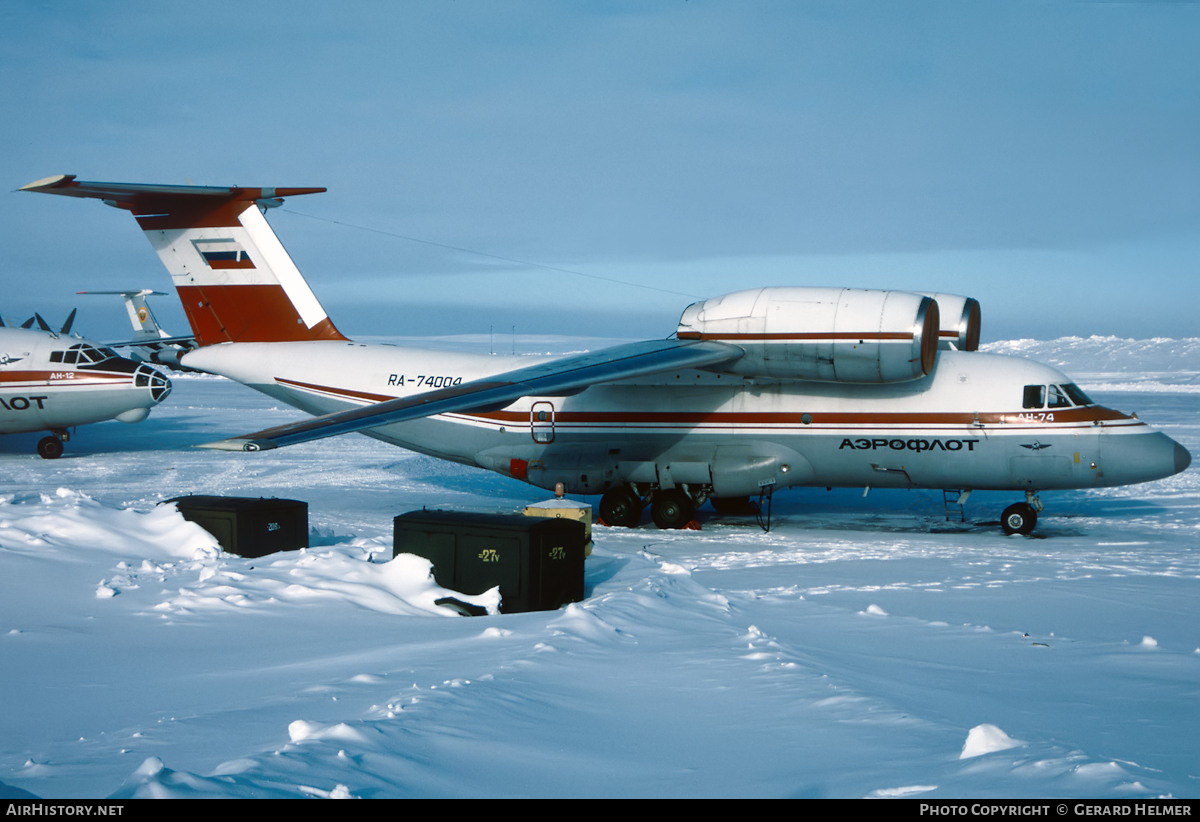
[168,495,308,558]
[393,510,585,614]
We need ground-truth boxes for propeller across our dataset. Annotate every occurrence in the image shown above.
[17,310,78,336]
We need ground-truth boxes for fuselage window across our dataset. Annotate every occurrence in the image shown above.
[1023,385,1046,409]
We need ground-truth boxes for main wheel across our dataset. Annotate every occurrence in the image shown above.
[37,436,64,460]
[1001,502,1037,535]
[599,487,643,528]
[651,489,696,530]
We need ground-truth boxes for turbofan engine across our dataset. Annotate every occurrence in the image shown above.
[925,292,981,352]
[678,286,958,384]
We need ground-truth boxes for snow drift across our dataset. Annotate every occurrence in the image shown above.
[1,337,1196,798]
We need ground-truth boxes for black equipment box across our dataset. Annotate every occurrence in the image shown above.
[168,495,308,558]
[393,510,585,614]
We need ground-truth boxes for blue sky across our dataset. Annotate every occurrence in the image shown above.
[3,0,1197,343]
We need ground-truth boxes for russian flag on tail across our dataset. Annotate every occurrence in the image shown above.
[193,239,256,269]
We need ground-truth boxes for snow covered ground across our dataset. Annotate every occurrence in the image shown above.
[1,337,1197,799]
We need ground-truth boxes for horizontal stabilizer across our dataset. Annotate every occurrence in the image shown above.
[20,175,326,208]
[200,339,744,451]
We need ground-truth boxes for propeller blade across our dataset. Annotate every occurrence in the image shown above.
[20,316,35,328]
[60,308,77,335]
[34,313,52,332]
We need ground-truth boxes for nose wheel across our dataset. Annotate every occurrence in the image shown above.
[36,433,66,460]
[1001,492,1043,535]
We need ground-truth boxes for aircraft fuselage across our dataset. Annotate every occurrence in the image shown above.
[183,341,1188,498]
[0,327,172,449]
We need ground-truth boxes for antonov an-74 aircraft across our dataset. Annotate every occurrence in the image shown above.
[23,174,1190,533]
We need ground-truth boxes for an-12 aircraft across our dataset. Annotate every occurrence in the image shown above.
[0,309,171,458]
[22,174,1191,532]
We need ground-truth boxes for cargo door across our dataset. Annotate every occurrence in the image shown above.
[531,401,555,443]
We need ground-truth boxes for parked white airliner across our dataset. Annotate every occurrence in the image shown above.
[23,175,1190,532]
[0,312,171,458]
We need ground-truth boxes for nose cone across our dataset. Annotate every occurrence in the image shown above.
[135,364,172,405]
[152,370,172,404]
[1101,431,1191,487]
[1176,441,1193,475]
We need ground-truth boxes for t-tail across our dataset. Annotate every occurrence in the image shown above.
[21,175,347,346]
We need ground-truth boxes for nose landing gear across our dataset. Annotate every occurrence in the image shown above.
[36,429,68,460]
[1001,492,1044,535]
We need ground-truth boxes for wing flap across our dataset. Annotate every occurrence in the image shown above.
[200,339,743,451]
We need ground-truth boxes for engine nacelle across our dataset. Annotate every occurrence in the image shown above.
[926,292,981,351]
[677,287,940,383]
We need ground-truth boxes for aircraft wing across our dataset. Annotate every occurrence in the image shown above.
[199,338,744,452]
[108,334,197,348]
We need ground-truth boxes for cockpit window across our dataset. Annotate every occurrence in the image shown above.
[65,344,116,364]
[1023,383,1093,409]
[1062,383,1094,406]
[51,344,122,368]
[1047,384,1071,408]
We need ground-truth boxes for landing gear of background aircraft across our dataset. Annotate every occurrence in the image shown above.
[1001,492,1043,535]
[650,488,696,529]
[599,487,643,528]
[36,435,64,460]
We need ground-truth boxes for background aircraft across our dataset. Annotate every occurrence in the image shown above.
[0,308,172,458]
[22,174,1190,531]
[79,289,198,369]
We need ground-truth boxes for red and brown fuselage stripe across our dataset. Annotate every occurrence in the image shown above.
[271,376,1135,431]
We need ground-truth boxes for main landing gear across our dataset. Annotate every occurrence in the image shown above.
[1000,492,1043,536]
[650,489,695,530]
[598,485,702,530]
[598,486,643,529]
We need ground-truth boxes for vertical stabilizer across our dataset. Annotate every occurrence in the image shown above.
[78,289,171,340]
[21,175,347,346]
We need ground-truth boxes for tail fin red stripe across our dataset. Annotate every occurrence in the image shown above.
[176,284,345,344]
